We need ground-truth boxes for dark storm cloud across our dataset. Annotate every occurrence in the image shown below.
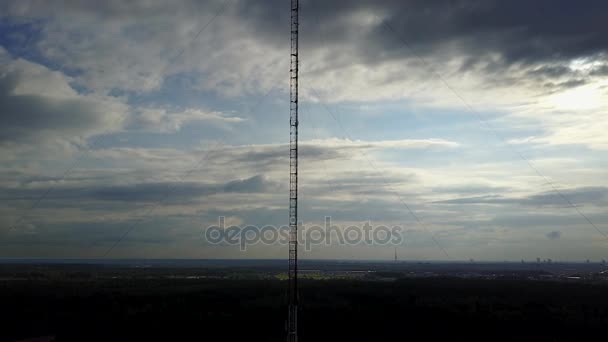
[91,175,278,202]
[91,182,217,202]
[0,175,277,204]
[7,0,607,74]
[5,0,605,97]
[241,1,607,59]
[379,0,608,65]
[240,0,608,87]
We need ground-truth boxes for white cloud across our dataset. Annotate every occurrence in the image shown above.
[129,107,245,132]
[307,137,460,150]
[0,53,128,144]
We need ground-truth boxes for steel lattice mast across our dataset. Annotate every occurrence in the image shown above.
[287,0,299,341]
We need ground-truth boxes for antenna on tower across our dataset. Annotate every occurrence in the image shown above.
[287,0,299,341]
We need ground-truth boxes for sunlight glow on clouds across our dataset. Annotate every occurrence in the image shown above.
[548,83,604,111]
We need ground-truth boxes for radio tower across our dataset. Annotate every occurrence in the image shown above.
[287,0,299,341]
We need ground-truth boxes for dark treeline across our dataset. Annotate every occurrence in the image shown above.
[2,274,608,341]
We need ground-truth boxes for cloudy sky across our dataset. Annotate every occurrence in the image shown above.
[1,0,607,261]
